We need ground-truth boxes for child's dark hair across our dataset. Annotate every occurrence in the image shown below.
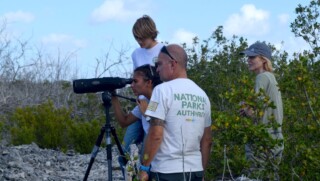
[134,64,162,88]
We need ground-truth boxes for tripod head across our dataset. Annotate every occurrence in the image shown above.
[110,92,136,103]
[101,91,136,105]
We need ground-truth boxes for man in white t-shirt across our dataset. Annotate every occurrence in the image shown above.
[139,44,212,181]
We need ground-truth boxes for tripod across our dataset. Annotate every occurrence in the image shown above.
[83,91,135,181]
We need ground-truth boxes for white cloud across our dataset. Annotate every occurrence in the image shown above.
[285,36,310,55]
[268,36,310,58]
[223,4,270,36]
[42,34,72,44]
[278,13,290,25]
[90,0,151,23]
[41,33,87,49]
[1,11,34,23]
[171,29,197,46]
[74,40,87,49]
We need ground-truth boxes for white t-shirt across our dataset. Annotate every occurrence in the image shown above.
[131,43,164,69]
[145,78,212,173]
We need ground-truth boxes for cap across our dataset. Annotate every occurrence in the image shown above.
[240,42,272,60]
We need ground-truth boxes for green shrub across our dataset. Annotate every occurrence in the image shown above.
[9,100,107,153]
[10,106,37,145]
[187,27,320,180]
[66,118,102,153]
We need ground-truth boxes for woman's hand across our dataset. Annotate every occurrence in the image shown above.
[137,99,148,116]
[239,107,254,117]
[239,101,254,117]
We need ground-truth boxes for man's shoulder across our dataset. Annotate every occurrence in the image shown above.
[160,78,188,86]
[158,79,206,94]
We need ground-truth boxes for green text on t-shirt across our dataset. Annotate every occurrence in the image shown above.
[174,93,206,117]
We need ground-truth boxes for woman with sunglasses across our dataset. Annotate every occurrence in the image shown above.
[112,64,161,132]
[111,64,161,176]
[240,41,284,180]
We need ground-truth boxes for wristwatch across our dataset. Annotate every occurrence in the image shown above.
[139,164,151,173]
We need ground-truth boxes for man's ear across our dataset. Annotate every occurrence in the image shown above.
[171,60,178,68]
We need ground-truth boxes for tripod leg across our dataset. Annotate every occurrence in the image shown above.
[111,126,128,165]
[105,125,113,181]
[83,126,105,181]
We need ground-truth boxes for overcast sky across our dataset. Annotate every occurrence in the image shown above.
[0,0,311,78]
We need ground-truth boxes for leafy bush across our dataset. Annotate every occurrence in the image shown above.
[187,23,320,180]
[66,118,102,153]
[9,100,106,153]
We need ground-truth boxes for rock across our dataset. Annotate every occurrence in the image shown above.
[45,161,51,167]
[0,143,124,180]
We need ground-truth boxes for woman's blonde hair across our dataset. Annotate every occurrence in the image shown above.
[260,56,273,72]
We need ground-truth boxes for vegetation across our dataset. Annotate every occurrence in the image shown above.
[0,0,319,180]
[186,27,320,179]
[185,1,320,180]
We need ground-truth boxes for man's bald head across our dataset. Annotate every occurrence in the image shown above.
[165,44,188,69]
[157,44,188,81]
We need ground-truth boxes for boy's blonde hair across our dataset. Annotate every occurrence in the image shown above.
[132,15,158,40]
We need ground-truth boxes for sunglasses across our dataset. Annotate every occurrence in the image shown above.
[137,64,155,80]
[160,46,174,60]
[148,64,154,77]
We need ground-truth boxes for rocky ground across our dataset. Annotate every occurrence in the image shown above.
[0,143,257,181]
[0,143,124,181]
